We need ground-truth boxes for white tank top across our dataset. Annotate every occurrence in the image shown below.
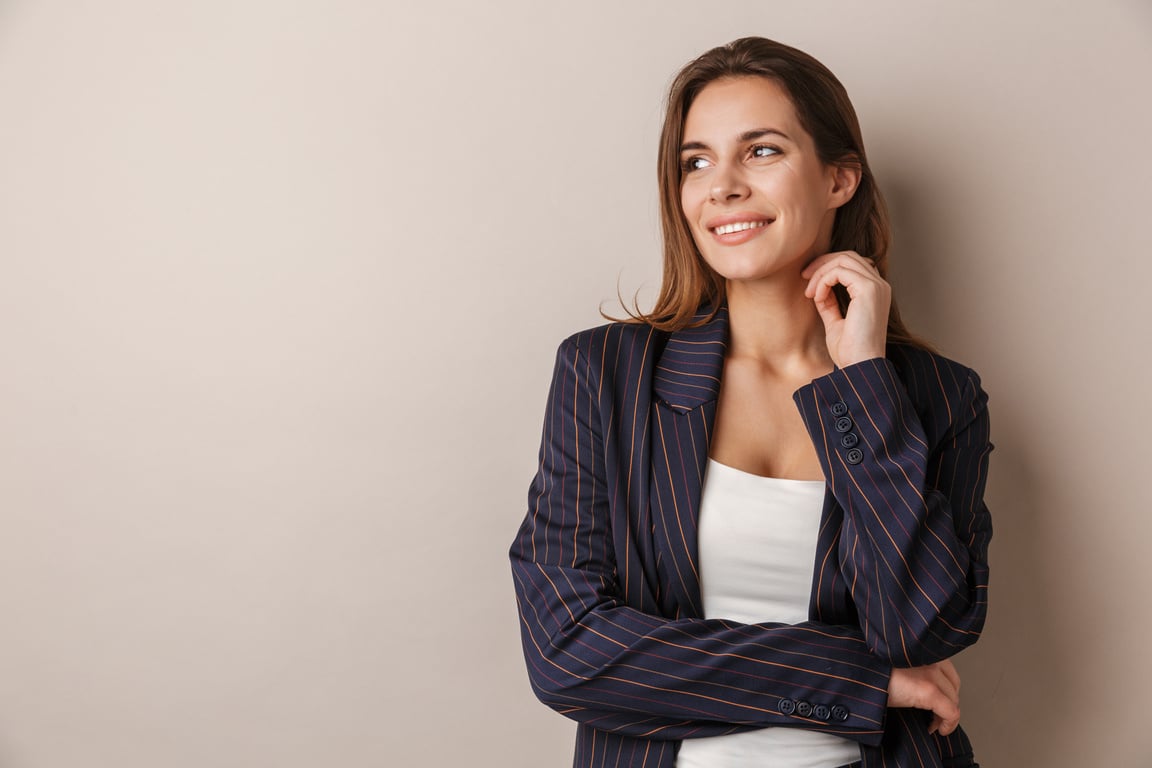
[674,459,862,768]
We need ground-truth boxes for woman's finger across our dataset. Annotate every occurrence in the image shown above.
[927,683,960,732]
[937,660,961,695]
[805,262,884,302]
[932,665,960,710]
[801,249,869,278]
[803,252,882,286]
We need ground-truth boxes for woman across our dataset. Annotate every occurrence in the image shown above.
[510,37,991,768]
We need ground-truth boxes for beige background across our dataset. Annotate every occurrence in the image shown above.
[1,1,1150,766]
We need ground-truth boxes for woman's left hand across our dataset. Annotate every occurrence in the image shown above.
[802,250,891,368]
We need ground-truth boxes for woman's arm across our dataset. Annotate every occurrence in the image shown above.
[793,355,992,667]
[510,336,892,744]
[799,250,993,668]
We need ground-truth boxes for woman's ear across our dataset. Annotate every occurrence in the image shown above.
[828,159,862,210]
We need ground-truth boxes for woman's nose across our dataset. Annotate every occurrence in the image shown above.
[709,164,750,202]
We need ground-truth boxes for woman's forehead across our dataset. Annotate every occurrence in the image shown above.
[683,77,803,144]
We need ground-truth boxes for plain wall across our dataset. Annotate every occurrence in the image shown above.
[1,1,1150,765]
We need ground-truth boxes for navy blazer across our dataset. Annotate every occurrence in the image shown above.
[510,304,992,768]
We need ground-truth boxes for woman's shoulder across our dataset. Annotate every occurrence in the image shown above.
[886,343,985,394]
[885,343,989,431]
[556,303,722,362]
[556,319,668,363]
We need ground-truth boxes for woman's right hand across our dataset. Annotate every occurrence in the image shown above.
[887,660,962,736]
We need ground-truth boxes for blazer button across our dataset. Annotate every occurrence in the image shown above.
[779,698,797,715]
[831,704,850,722]
[840,432,859,449]
[834,417,853,433]
[831,401,849,417]
[846,448,864,465]
[796,701,813,717]
[814,704,831,721]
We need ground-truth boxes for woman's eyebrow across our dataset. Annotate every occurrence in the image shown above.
[739,127,791,142]
[680,128,792,153]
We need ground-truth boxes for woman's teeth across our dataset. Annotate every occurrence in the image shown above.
[713,220,768,235]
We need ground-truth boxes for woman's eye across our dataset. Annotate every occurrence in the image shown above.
[681,156,711,172]
[751,144,780,158]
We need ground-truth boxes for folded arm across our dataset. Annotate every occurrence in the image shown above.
[794,355,993,667]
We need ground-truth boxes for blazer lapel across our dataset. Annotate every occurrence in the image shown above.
[647,305,728,619]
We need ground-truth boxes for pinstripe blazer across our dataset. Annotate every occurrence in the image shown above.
[510,303,992,768]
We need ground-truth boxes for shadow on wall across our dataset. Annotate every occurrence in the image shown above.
[883,177,1072,766]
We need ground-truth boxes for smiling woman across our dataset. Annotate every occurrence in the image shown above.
[510,37,992,768]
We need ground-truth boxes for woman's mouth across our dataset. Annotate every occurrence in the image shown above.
[711,220,770,236]
[707,217,773,244]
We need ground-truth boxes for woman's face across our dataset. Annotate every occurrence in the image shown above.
[679,76,853,284]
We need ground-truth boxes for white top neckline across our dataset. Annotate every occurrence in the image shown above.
[705,457,826,486]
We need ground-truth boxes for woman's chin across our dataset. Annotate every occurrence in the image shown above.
[702,254,807,284]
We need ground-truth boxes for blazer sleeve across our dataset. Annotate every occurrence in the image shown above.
[793,355,993,667]
[510,337,891,744]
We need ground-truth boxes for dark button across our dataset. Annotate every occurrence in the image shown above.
[840,432,859,448]
[814,704,831,721]
[834,417,853,433]
[831,704,849,722]
[779,698,796,715]
[846,448,864,465]
[830,401,848,417]
[796,701,813,717]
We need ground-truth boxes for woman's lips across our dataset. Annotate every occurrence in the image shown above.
[708,218,773,244]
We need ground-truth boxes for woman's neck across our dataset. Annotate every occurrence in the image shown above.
[724,276,834,377]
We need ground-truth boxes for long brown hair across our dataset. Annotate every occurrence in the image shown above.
[617,37,928,350]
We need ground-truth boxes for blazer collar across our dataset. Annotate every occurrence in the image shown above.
[653,303,729,412]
